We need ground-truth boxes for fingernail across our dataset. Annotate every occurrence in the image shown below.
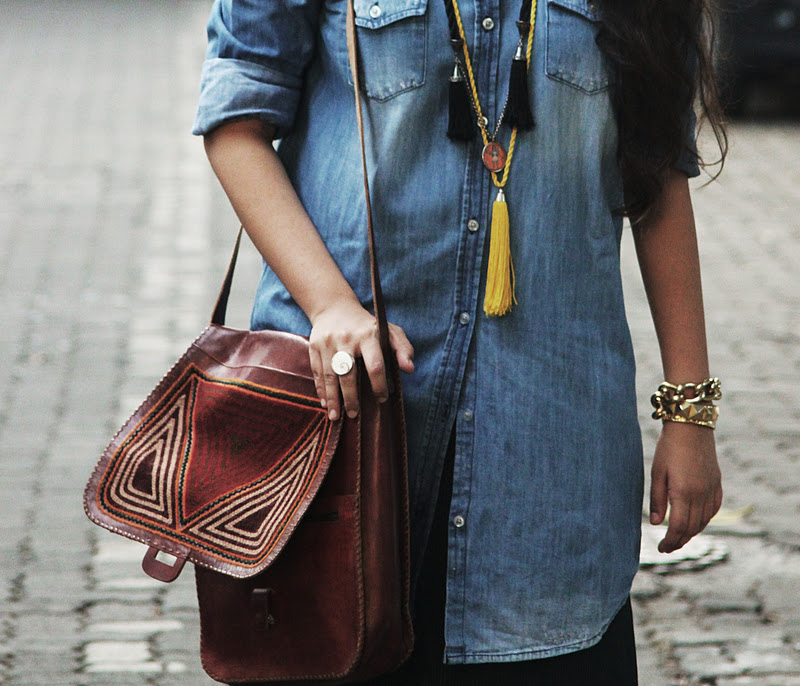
[347,409,359,419]
[320,398,327,408]
[329,409,338,421]
[650,512,657,525]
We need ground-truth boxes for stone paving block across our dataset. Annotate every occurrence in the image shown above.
[697,593,763,615]
[760,574,800,619]
[636,647,674,686]
[78,674,155,686]
[153,628,201,668]
[633,570,667,601]
[7,649,79,684]
[84,601,163,627]
[161,577,199,613]
[89,618,182,635]
[87,560,158,591]
[674,645,742,680]
[90,568,161,600]
[727,648,800,676]
[83,640,158,672]
[12,611,81,649]
[95,575,164,594]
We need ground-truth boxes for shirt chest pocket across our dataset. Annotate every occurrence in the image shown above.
[348,0,428,101]
[545,0,613,94]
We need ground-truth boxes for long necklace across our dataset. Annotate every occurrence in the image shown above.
[443,0,538,317]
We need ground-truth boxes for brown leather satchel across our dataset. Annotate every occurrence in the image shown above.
[84,1,414,681]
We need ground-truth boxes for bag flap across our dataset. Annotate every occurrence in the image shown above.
[84,325,342,580]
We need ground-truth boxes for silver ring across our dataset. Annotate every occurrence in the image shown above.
[331,351,355,376]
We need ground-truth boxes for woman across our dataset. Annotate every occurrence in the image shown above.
[193,0,725,682]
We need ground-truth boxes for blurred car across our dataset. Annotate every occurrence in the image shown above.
[717,0,800,112]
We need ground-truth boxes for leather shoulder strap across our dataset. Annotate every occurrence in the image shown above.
[346,0,392,359]
[211,226,243,326]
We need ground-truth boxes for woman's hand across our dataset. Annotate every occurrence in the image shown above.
[308,298,414,421]
[649,421,722,553]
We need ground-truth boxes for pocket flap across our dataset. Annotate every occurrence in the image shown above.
[548,0,601,22]
[354,0,428,29]
[84,325,343,581]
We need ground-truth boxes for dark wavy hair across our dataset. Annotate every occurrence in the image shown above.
[596,0,727,226]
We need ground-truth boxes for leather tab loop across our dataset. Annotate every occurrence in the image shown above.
[141,546,188,582]
[251,588,277,632]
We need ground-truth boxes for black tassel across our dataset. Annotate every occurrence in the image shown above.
[505,24,535,131]
[447,63,475,141]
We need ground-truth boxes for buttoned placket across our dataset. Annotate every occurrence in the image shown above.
[443,0,503,659]
[408,0,496,585]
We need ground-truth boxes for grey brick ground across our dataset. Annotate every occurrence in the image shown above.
[0,1,798,684]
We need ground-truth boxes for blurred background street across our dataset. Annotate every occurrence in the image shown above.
[0,1,798,684]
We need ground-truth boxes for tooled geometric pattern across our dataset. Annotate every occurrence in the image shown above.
[99,364,331,565]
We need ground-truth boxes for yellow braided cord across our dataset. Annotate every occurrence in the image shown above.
[451,0,537,188]
[450,0,538,316]
[527,0,537,66]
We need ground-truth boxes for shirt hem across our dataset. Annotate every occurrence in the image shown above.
[443,596,628,664]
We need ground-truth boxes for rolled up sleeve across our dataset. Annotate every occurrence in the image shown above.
[192,0,321,137]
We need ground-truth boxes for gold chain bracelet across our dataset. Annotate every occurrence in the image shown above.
[651,377,722,430]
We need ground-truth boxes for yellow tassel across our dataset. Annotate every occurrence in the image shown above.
[483,189,516,316]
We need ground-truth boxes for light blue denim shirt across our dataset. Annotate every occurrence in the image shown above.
[194,0,700,664]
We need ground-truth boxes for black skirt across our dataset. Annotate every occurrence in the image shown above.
[362,436,639,686]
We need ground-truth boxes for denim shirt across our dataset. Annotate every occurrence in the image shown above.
[194,0,700,664]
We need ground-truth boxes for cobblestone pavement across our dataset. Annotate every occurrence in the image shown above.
[0,1,798,684]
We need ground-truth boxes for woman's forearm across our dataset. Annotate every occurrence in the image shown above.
[203,119,415,421]
[203,119,360,324]
[633,170,722,554]
[632,170,710,382]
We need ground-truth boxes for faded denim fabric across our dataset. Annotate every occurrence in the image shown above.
[194,0,700,664]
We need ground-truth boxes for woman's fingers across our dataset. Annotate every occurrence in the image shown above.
[389,324,415,373]
[659,476,722,553]
[360,339,388,403]
[650,422,722,554]
[328,348,361,419]
[649,462,668,526]
[308,347,326,409]
[309,304,415,420]
[659,499,689,553]
[322,360,343,421]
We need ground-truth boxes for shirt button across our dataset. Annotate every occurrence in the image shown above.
[482,16,495,31]
[369,3,382,18]
[467,218,479,233]
[458,312,470,325]
[453,515,466,528]
[462,409,474,421]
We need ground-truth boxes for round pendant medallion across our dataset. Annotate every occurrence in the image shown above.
[482,142,507,172]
